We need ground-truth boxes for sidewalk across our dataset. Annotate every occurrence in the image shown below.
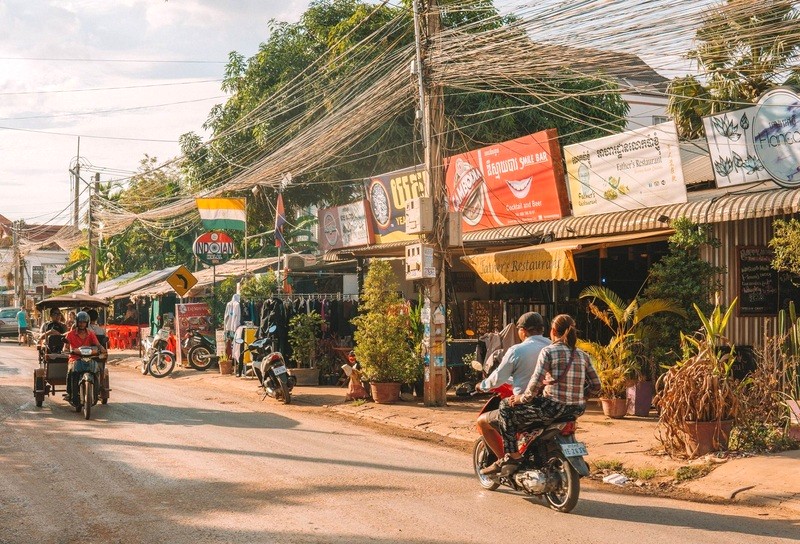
[110,351,800,514]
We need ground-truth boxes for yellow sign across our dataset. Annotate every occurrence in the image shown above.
[167,265,198,297]
[462,248,577,284]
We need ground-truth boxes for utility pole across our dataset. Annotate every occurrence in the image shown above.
[86,172,99,295]
[414,0,447,406]
[73,137,80,228]
[12,220,25,308]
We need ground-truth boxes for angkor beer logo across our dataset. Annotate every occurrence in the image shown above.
[322,211,339,247]
[451,158,486,226]
[368,179,391,229]
[752,88,800,188]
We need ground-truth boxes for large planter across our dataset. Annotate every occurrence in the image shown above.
[218,359,233,375]
[627,380,654,417]
[289,367,320,386]
[682,420,734,458]
[600,398,627,419]
[370,382,401,404]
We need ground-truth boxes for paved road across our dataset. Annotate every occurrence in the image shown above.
[1,343,797,544]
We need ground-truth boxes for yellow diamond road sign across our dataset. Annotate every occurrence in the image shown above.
[167,265,198,297]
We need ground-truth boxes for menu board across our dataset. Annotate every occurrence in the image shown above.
[737,246,779,316]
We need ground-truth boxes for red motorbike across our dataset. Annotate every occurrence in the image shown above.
[472,384,590,513]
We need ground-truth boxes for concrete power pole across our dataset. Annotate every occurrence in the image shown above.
[86,172,99,295]
[73,137,80,228]
[12,220,26,308]
[414,0,448,406]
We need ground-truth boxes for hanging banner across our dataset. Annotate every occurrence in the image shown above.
[318,200,375,251]
[445,129,569,233]
[364,165,427,244]
[461,248,577,284]
[563,121,687,217]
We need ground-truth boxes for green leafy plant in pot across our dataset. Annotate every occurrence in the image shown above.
[351,260,418,403]
[654,295,741,458]
[288,311,323,385]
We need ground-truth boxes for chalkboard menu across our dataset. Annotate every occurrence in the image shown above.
[737,246,779,316]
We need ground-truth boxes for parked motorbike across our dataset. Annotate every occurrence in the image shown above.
[142,325,176,378]
[236,327,296,404]
[68,346,107,420]
[183,328,218,371]
[472,384,589,513]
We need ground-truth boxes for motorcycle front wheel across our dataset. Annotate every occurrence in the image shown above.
[544,452,580,513]
[81,379,92,420]
[472,439,500,491]
[187,345,213,371]
[148,351,176,378]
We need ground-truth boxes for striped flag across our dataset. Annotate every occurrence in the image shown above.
[196,198,246,231]
[275,193,287,247]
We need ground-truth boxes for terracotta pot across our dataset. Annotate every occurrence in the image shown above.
[626,381,654,417]
[289,367,320,386]
[600,398,627,419]
[370,382,401,404]
[218,359,233,375]
[682,420,734,458]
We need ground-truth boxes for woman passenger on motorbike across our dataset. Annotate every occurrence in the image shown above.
[64,311,107,403]
[481,314,601,476]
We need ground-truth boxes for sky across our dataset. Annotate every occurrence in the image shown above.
[0,0,310,224]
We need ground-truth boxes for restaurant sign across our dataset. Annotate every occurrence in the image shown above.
[445,129,569,233]
[193,231,235,266]
[364,165,427,244]
[563,121,687,217]
[318,200,375,251]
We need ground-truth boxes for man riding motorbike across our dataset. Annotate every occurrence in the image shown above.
[474,312,549,461]
[64,311,107,404]
[482,314,601,477]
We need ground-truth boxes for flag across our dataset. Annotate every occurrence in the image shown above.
[275,193,287,247]
[196,198,246,231]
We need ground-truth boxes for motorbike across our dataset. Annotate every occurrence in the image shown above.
[68,346,107,420]
[183,327,218,371]
[236,327,296,404]
[142,325,176,378]
[472,383,590,513]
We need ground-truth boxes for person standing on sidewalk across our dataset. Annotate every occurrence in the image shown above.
[482,313,600,477]
[16,308,28,346]
[474,312,549,460]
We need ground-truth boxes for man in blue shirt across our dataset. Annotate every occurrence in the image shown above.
[475,312,549,460]
[16,308,28,346]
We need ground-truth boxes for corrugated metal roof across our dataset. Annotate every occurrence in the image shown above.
[463,182,796,243]
[92,267,181,300]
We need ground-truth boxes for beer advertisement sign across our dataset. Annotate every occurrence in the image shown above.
[563,121,687,217]
[444,129,569,233]
[318,200,375,251]
[364,165,427,244]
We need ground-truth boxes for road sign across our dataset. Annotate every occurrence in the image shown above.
[193,231,236,266]
[167,265,198,298]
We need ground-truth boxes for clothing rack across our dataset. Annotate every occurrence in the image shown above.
[268,292,358,301]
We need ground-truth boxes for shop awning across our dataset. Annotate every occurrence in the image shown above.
[461,231,671,284]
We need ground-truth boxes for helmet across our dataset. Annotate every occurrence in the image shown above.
[76,311,90,324]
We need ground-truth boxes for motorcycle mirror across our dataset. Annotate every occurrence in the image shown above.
[234,338,244,344]
[268,325,277,334]
[470,360,483,372]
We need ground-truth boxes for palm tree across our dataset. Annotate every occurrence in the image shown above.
[667,1,800,139]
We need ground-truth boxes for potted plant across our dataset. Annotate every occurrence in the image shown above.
[351,260,418,404]
[654,296,741,458]
[777,302,800,441]
[288,311,324,386]
[578,286,686,419]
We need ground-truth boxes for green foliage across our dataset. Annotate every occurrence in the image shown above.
[674,463,714,482]
[770,218,800,284]
[643,217,725,369]
[209,278,238,328]
[352,260,418,383]
[288,311,324,368]
[240,272,278,301]
[579,336,634,399]
[667,1,800,139]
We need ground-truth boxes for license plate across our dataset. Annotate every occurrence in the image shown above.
[272,365,287,376]
[561,442,588,457]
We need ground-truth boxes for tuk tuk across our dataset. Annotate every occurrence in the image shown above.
[33,294,111,412]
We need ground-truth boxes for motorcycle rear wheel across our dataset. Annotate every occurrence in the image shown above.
[148,352,176,378]
[472,439,500,490]
[544,452,580,513]
[140,357,150,375]
[81,379,92,420]
[187,345,213,371]
[278,377,291,404]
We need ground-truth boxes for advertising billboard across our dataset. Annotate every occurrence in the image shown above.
[563,121,687,217]
[364,165,427,244]
[444,129,569,233]
[318,200,375,251]
[704,106,772,188]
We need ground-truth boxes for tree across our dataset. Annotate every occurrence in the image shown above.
[667,1,800,139]
[769,218,800,283]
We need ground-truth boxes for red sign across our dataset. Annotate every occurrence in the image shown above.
[445,129,569,233]
[193,231,235,266]
[175,302,213,366]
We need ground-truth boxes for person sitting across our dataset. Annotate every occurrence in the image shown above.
[87,308,108,349]
[66,311,77,331]
[343,350,369,401]
[64,311,107,404]
[122,303,137,324]
[481,314,601,477]
[474,312,549,461]
[38,308,68,356]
